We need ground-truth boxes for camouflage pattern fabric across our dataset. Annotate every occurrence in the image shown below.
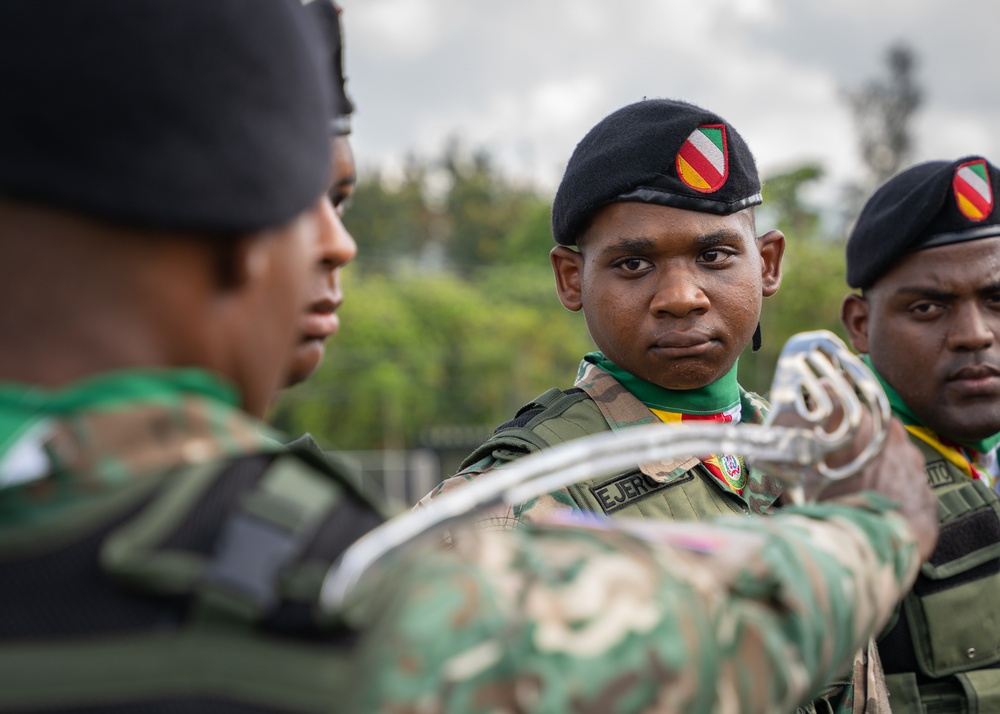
[0,389,281,529]
[416,358,783,525]
[0,383,383,712]
[800,638,890,714]
[349,494,921,713]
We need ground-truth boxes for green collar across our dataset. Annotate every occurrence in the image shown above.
[0,369,240,465]
[861,354,1000,455]
[585,352,740,415]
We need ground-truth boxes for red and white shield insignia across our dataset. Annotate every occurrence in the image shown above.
[953,159,994,221]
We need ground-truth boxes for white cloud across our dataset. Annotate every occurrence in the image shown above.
[349,0,467,58]
[341,0,1000,210]
[918,108,1000,164]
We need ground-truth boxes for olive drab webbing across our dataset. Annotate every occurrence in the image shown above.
[879,437,1000,713]
[0,447,384,713]
[461,387,751,521]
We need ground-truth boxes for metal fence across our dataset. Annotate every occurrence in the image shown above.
[333,425,495,514]
[335,448,442,513]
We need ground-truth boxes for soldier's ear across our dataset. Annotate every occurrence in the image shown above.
[757,229,784,297]
[840,292,871,354]
[210,234,274,294]
[207,235,254,292]
[550,245,584,312]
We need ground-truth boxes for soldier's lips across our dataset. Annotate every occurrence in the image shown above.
[650,333,715,358]
[946,365,1000,398]
[299,311,339,341]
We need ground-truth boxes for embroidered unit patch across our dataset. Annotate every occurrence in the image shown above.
[953,159,993,221]
[719,454,742,481]
[702,454,747,495]
[676,124,729,193]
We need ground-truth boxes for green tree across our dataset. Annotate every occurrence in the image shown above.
[274,269,593,451]
[440,142,552,271]
[346,156,434,273]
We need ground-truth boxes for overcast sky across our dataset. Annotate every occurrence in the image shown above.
[339,0,1000,214]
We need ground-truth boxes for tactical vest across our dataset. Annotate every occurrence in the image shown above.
[460,388,751,521]
[0,440,384,713]
[879,437,1000,713]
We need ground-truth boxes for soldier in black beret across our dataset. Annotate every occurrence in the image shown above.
[420,98,790,524]
[841,156,1000,713]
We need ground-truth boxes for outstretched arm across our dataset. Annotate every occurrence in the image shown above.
[350,491,921,714]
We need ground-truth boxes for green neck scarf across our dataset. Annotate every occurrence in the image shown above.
[586,352,740,415]
[861,354,1000,455]
[0,369,240,464]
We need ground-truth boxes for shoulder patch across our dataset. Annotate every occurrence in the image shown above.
[495,407,545,432]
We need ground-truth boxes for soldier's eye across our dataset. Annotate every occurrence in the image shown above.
[909,302,943,319]
[699,248,734,266]
[616,257,651,272]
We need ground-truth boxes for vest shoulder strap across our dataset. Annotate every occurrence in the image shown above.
[101,448,383,625]
[458,388,599,471]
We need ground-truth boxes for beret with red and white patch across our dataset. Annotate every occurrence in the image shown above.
[551,98,762,246]
[846,156,1000,288]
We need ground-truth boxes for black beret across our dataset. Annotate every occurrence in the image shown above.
[846,156,1000,288]
[303,0,354,136]
[0,0,333,234]
[551,98,762,246]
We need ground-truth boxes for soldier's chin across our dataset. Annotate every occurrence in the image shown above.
[285,338,326,387]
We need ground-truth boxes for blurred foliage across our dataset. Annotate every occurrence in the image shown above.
[273,267,595,450]
[741,164,850,392]
[271,144,855,451]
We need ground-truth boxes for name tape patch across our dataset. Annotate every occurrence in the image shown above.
[590,471,693,515]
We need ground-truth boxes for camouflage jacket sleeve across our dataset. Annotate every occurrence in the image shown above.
[347,493,920,714]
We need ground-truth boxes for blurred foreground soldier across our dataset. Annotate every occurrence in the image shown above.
[0,1,938,712]
[841,156,1000,713]
[0,1,386,711]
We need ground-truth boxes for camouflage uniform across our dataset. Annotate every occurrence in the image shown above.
[0,370,385,712]
[0,369,925,713]
[418,357,784,525]
[352,494,921,713]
